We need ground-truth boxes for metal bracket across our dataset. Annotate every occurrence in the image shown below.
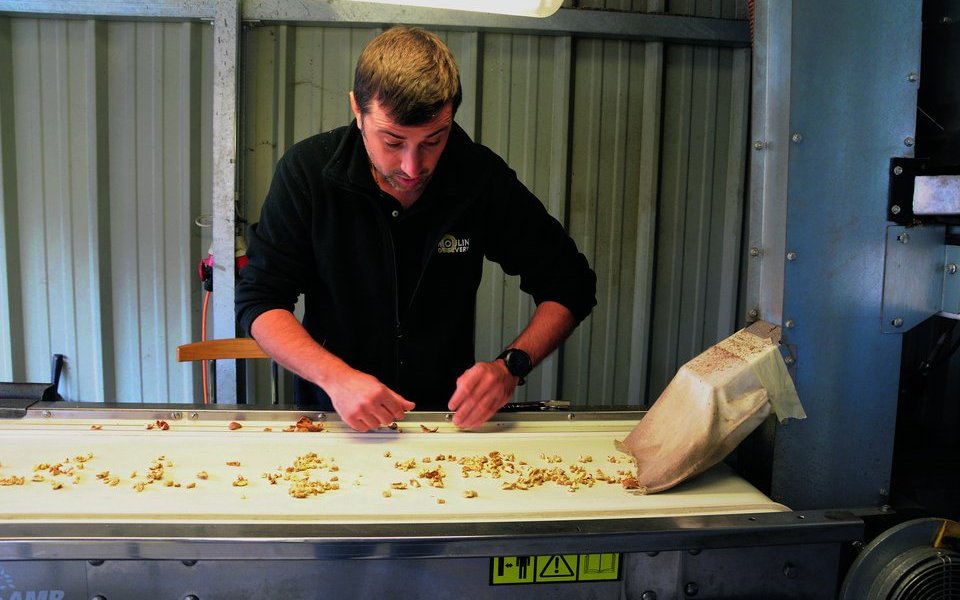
[881,225,950,333]
[943,245,960,316]
[888,158,960,225]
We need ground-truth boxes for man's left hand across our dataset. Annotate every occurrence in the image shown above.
[448,360,518,429]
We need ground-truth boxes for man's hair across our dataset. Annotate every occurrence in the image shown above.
[353,26,462,126]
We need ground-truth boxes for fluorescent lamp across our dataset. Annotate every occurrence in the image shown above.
[345,0,563,18]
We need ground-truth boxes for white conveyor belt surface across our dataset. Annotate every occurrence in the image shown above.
[0,415,787,524]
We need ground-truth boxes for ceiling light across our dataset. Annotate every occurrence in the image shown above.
[345,0,563,18]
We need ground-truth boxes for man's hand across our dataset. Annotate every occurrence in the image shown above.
[326,371,416,432]
[447,360,518,429]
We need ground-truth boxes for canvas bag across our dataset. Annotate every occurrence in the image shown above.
[615,321,805,494]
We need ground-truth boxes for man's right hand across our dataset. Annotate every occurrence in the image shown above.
[250,309,415,432]
[325,371,416,432]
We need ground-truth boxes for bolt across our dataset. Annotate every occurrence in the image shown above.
[907,72,918,82]
[893,165,904,175]
[41,410,52,418]
[851,540,864,551]
[747,308,760,320]
[642,592,658,600]
[684,582,700,596]
[785,319,795,328]
[753,140,766,150]
[88,559,104,566]
[170,412,182,420]
[783,563,798,579]
[897,232,910,244]
[791,133,803,143]
[189,412,199,420]
[942,16,954,24]
[784,356,795,365]
[891,318,904,328]
[947,263,958,275]
[904,136,915,147]
[316,412,327,421]
[444,413,453,421]
[786,251,797,261]
[749,247,761,257]
[567,413,576,420]
[881,504,891,512]
[182,560,197,567]
[891,204,901,215]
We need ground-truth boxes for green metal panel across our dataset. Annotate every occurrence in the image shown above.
[0,17,212,402]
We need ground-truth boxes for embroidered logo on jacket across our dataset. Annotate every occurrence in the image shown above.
[437,234,470,254]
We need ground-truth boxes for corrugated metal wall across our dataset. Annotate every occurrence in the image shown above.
[0,16,213,402]
[0,2,749,407]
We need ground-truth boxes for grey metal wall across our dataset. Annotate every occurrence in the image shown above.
[240,8,750,406]
[0,16,212,402]
[0,3,749,407]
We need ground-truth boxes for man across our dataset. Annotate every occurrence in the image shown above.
[236,26,596,432]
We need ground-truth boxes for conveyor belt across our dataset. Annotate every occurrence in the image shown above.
[0,411,786,524]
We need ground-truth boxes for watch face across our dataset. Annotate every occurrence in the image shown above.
[504,349,532,377]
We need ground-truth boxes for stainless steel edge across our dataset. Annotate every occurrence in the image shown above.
[0,510,862,561]
[22,402,646,425]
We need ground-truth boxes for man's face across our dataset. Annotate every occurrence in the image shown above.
[350,93,454,204]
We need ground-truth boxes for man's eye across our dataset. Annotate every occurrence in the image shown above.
[422,140,441,148]
[385,141,402,149]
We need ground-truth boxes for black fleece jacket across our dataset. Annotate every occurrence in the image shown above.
[236,121,596,410]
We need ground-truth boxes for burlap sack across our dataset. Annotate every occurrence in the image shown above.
[615,321,804,494]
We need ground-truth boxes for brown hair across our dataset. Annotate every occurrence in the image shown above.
[353,26,462,125]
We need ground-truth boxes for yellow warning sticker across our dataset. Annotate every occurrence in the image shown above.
[490,553,620,585]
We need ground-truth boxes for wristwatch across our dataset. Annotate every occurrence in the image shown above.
[496,348,533,386]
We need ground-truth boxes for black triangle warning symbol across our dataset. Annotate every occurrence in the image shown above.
[538,555,575,579]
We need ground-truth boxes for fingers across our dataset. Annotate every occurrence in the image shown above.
[449,362,515,429]
[328,372,415,432]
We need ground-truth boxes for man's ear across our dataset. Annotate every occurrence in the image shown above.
[349,91,362,128]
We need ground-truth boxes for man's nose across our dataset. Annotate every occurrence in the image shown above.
[401,147,423,176]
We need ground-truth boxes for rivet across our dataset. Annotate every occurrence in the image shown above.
[41,410,52,418]
[893,165,903,175]
[946,263,958,275]
[747,308,760,320]
[753,140,766,150]
[684,582,700,596]
[891,204,901,215]
[749,247,761,257]
[170,412,182,420]
[784,356,795,365]
[316,412,327,421]
[897,232,909,244]
[189,412,199,420]
[786,251,797,261]
[891,318,904,328]
[791,133,803,143]
[907,72,918,82]
[783,563,798,579]
[904,136,915,147]
[784,320,795,328]
[642,592,658,600]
